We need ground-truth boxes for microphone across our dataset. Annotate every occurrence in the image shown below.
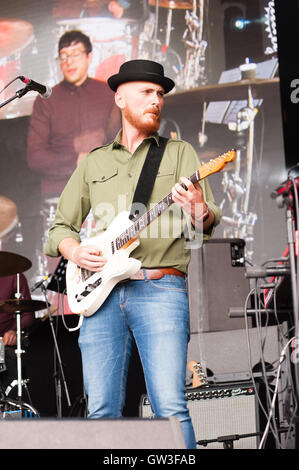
[30,274,52,292]
[19,76,52,99]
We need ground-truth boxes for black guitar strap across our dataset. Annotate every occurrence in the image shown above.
[129,136,169,220]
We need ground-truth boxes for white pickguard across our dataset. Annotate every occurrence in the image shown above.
[66,211,141,316]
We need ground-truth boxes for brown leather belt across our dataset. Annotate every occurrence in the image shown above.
[129,268,185,280]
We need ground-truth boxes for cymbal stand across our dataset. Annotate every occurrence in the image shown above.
[239,84,258,260]
[150,0,174,53]
[182,0,207,89]
[165,6,173,49]
[40,284,71,417]
[14,273,24,404]
[241,84,255,220]
[12,274,38,416]
[222,83,258,261]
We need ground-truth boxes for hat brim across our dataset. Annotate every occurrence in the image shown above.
[107,71,175,94]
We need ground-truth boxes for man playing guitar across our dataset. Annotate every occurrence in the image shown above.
[44,59,222,449]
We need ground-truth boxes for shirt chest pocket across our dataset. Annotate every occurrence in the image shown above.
[86,168,119,204]
[150,167,176,202]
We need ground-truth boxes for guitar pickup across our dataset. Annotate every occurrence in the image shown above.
[75,277,103,302]
[81,267,93,282]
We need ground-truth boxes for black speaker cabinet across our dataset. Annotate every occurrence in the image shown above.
[188,238,250,332]
[140,382,259,449]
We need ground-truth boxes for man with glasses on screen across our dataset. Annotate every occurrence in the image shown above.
[27,30,120,280]
[27,30,120,199]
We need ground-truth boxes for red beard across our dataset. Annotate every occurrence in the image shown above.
[123,106,161,135]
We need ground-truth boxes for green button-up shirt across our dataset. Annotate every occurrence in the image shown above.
[44,132,221,273]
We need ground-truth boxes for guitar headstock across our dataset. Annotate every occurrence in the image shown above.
[222,149,237,162]
[199,149,236,180]
[187,360,208,389]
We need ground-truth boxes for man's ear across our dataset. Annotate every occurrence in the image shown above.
[114,88,126,110]
[87,52,93,66]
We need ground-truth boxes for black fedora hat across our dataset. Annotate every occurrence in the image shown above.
[107,59,175,94]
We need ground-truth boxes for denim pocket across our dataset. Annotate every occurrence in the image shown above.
[148,275,187,293]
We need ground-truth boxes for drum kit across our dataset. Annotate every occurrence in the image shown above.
[0,250,71,419]
[0,251,43,418]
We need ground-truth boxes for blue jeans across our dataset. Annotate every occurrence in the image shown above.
[78,271,197,449]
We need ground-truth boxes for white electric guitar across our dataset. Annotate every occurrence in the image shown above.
[66,149,236,316]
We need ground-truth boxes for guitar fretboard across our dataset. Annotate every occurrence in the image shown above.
[115,169,200,250]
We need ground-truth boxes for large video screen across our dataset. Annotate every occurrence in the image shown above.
[0,0,288,297]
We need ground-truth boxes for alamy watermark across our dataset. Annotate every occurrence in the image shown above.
[92,195,207,250]
[290,79,299,103]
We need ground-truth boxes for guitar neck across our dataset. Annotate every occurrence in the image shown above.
[103,149,235,251]
[115,169,200,250]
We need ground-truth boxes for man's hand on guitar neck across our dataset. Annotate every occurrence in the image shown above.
[171,176,214,231]
[58,238,107,271]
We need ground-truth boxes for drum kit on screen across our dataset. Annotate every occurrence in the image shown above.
[0,1,207,119]
[52,1,207,88]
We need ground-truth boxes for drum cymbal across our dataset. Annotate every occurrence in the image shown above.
[0,298,48,314]
[149,0,193,9]
[0,19,34,60]
[0,251,32,277]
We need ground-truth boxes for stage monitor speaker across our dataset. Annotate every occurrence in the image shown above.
[140,382,259,449]
[188,238,250,332]
[0,417,186,449]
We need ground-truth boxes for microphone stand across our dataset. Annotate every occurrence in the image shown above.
[40,284,71,417]
[0,86,30,110]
